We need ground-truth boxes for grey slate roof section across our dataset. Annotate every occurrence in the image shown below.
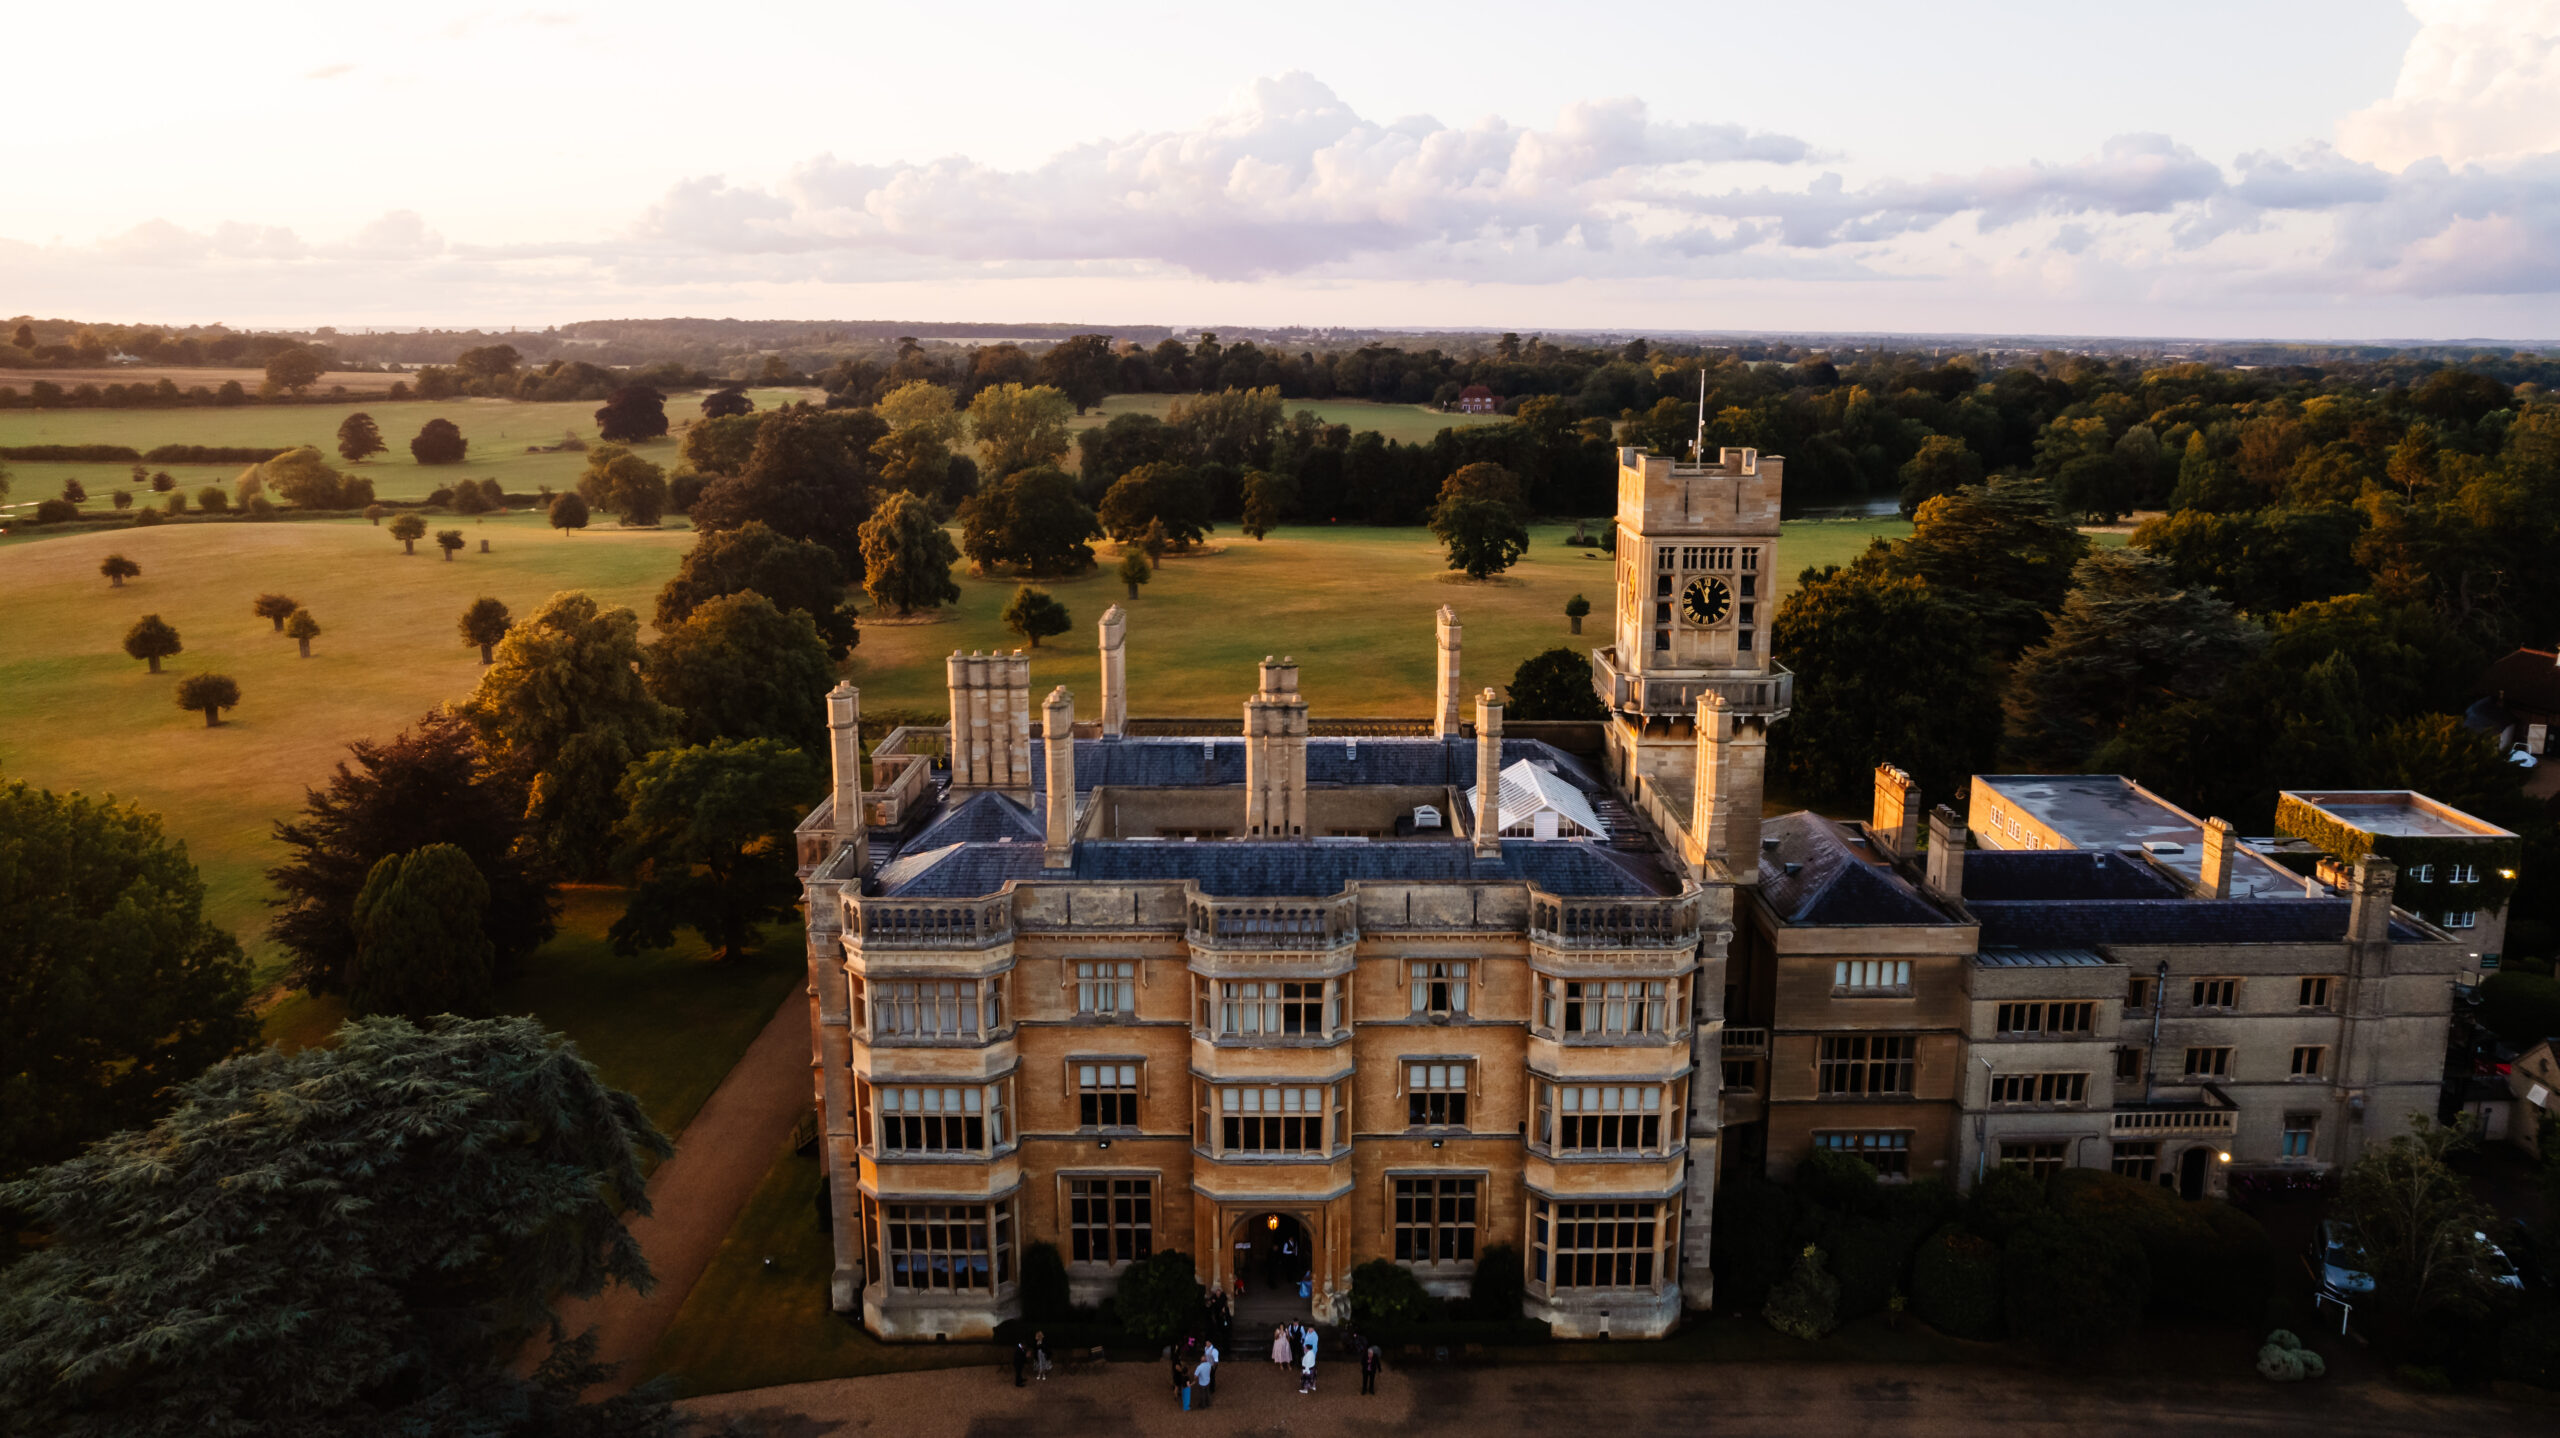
[1963,850,2187,901]
[1970,899,2360,948]
[1756,811,1954,927]
[1974,947,2112,968]
[1027,737,1606,796]
[881,836,1669,900]
[902,791,1042,851]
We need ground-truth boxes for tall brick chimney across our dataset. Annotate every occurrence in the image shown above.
[1474,686,1504,859]
[2196,816,2235,900]
[826,681,866,872]
[1924,805,1968,899]
[1435,606,1463,739]
[1043,686,1076,869]
[1872,764,1919,859]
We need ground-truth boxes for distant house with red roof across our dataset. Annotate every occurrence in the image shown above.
[1455,384,1498,414]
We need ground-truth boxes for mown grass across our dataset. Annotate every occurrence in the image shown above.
[0,512,695,978]
[1072,393,1506,446]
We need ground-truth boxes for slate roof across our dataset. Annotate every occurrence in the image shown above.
[1963,850,2187,901]
[1756,812,1955,927]
[903,790,1042,851]
[1028,736,1607,797]
[879,836,1670,900]
[1974,947,2111,968]
[1968,898,2431,948]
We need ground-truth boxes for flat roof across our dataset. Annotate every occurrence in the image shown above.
[1974,774,2312,901]
[1973,947,2113,968]
[2280,790,2517,841]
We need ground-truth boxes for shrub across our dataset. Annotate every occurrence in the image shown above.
[196,486,230,514]
[1825,1217,1904,1321]
[1765,1244,1841,1339]
[141,445,288,464]
[1021,1241,1073,1323]
[1911,1224,2003,1338]
[247,495,276,520]
[174,673,241,726]
[2002,1211,2149,1357]
[1710,1172,1799,1312]
[33,498,77,523]
[411,417,467,464]
[2256,1328,2328,1381]
[133,508,165,527]
[1965,1164,2049,1243]
[1348,1258,1437,1328]
[1469,1243,1526,1319]
[1112,1250,1200,1344]
[2050,1168,2269,1320]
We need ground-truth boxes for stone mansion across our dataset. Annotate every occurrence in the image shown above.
[792,445,2515,1341]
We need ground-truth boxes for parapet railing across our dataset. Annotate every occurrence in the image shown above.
[1721,1026,1768,1054]
[1185,893,1359,950]
[2109,1105,2238,1136]
[1588,649,1794,718]
[1527,890,1700,948]
[847,897,1013,950]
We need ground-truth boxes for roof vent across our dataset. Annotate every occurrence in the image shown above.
[2142,841,2186,856]
[1345,740,1359,760]
[1762,838,1782,853]
[1202,741,1217,763]
[1783,862,1803,877]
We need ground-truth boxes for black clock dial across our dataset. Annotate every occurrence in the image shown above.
[1680,576,1732,625]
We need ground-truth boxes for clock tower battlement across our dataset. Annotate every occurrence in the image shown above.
[1592,444,1791,886]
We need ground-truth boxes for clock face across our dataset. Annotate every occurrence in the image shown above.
[1681,576,1732,625]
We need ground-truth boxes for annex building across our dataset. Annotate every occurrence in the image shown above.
[793,440,2507,1341]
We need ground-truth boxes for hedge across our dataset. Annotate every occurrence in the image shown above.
[1911,1224,2003,1338]
[2050,1168,2268,1320]
[143,444,291,464]
[1,444,142,462]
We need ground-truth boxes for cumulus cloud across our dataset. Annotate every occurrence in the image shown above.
[2338,1,2560,171]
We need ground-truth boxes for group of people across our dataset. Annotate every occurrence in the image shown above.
[1169,1333,1222,1410]
[1010,1330,1052,1387]
[1270,1320,1321,1393]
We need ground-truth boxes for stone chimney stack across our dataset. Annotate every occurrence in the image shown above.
[827,682,867,871]
[946,649,1033,795]
[1043,686,1076,869]
[2196,817,2236,900]
[1872,764,1919,859]
[1098,605,1128,738]
[1923,805,1968,899]
[1474,687,1505,859]
[1690,691,1733,874]
[1243,657,1309,839]
[1435,606,1464,739]
[2347,853,2398,944]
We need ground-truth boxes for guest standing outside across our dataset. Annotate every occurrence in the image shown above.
[1298,1341,1318,1394]
[1360,1342,1382,1395]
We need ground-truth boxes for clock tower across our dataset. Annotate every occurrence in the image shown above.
[1591,444,1791,882]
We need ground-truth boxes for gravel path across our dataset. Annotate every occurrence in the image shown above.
[540,990,813,1394]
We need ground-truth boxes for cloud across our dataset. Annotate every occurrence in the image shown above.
[304,62,353,80]
[630,73,1814,281]
[2338,1,2560,171]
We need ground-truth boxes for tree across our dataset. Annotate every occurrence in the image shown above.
[1098,462,1211,547]
[268,710,556,996]
[98,553,138,588]
[1565,593,1591,634]
[872,380,969,491]
[1430,495,1531,579]
[150,469,174,492]
[2334,1117,2504,1332]
[262,344,323,394]
[1167,386,1284,468]
[435,528,465,560]
[857,490,962,616]
[1118,549,1152,599]
[253,591,300,631]
[336,411,386,463]
[2006,548,2263,770]
[122,613,180,672]
[1002,583,1072,647]
[175,673,240,726]
[196,484,229,514]
[342,845,497,1019]
[968,382,1075,477]
[577,441,670,526]
[9,322,31,348]
[1897,434,1984,516]
[285,607,321,658]
[1764,1244,1842,1339]
[0,780,255,1180]
[1114,1250,1203,1345]
[460,592,680,873]
[363,502,385,525]
[679,412,764,476]
[1878,479,2088,660]
[550,490,591,533]
[594,384,670,443]
[388,512,427,553]
[1506,647,1606,720]
[33,497,77,523]
[651,539,853,673]
[410,416,468,464]
[1772,563,2004,811]
[609,738,820,962]
[0,1015,680,1436]
[1036,333,1117,413]
[1240,466,1294,539]
[700,384,754,419]
[459,596,513,663]
[957,464,1101,576]
[60,477,86,503]
[646,592,835,748]
[687,407,884,573]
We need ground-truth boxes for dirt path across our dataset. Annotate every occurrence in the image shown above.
[681,1356,2545,1438]
[544,989,811,1393]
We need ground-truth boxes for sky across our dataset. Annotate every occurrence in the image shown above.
[10,0,2560,340]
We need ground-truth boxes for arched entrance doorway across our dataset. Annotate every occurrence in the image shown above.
[1230,1212,1312,1324]
[2176,1145,2210,1200]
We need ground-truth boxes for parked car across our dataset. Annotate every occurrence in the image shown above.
[2311,1219,2372,1296]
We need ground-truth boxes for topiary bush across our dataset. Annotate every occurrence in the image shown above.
[1965,1164,2050,1244]
[2050,1168,2269,1320]
[1911,1223,2004,1339]
[1469,1242,1526,1320]
[1349,1258,1437,1328]
[1021,1240,1072,1323]
[1764,1244,1841,1340]
[1112,1249,1200,1345]
[2256,1328,2327,1381]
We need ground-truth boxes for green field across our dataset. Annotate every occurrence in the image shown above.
[1073,392,1503,445]
[0,387,820,513]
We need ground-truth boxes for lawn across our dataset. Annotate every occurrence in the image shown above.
[0,386,818,512]
[0,511,695,978]
[642,1136,997,1396]
[1073,392,1505,446]
[261,889,797,1138]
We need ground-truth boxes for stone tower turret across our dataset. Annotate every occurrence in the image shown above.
[1243,657,1309,839]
